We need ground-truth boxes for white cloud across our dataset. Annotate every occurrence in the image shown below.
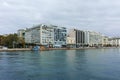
[2,1,10,7]
[0,0,120,37]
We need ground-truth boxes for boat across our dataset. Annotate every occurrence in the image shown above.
[32,46,40,51]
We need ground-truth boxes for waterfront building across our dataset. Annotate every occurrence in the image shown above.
[40,24,54,46]
[68,29,104,47]
[24,24,67,47]
[84,31,90,46]
[67,36,76,48]
[88,31,103,47]
[102,36,109,46]
[82,31,104,47]
[53,26,67,47]
[67,29,85,48]
[18,24,113,48]
[25,24,54,46]
[67,29,76,48]
[17,29,25,39]
[108,38,120,47]
[24,28,32,44]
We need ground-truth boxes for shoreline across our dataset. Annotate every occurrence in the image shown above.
[0,48,31,52]
[49,47,120,50]
[0,47,120,52]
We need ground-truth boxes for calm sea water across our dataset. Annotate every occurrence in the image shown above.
[0,48,120,80]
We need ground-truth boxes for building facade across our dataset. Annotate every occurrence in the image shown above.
[88,31,103,47]
[40,24,54,46]
[53,26,67,47]
[67,29,85,48]
[75,29,85,47]
[24,24,67,47]
[25,26,42,44]
[25,24,54,46]
[18,24,113,48]
[108,38,120,47]
[17,29,25,39]
[102,36,109,46]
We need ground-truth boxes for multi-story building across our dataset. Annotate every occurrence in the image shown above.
[102,36,109,46]
[25,26,41,44]
[67,36,76,48]
[108,38,120,47]
[67,29,76,48]
[88,31,103,47]
[24,24,67,47]
[84,31,90,46]
[68,29,104,47]
[40,24,54,46]
[53,26,67,47]
[82,31,102,47]
[75,29,85,47]
[25,24,54,46]
[18,24,113,48]
[67,29,85,48]
[17,29,25,39]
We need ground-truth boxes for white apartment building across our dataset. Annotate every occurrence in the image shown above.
[84,31,89,45]
[24,24,67,47]
[102,36,109,46]
[25,24,54,46]
[109,38,120,46]
[86,31,103,46]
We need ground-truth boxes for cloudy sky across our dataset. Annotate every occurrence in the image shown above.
[0,0,120,37]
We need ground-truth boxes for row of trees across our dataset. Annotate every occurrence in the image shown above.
[0,34,25,48]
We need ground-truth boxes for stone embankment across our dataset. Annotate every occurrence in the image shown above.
[0,48,31,52]
[0,47,119,52]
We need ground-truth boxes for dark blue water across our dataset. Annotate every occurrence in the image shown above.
[0,48,120,80]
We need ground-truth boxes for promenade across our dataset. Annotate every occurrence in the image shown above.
[0,47,119,52]
[0,48,31,52]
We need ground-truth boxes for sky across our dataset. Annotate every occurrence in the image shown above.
[0,0,120,37]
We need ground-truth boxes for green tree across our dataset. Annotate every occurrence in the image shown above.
[0,34,18,48]
[0,35,4,45]
[18,37,25,48]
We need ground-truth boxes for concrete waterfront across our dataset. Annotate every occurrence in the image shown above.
[0,47,119,52]
[0,48,31,52]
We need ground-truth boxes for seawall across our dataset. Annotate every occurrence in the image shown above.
[0,47,119,52]
[0,48,31,52]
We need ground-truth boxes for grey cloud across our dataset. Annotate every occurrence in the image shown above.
[0,0,120,36]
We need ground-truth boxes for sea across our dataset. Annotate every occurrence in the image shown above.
[0,48,120,80]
